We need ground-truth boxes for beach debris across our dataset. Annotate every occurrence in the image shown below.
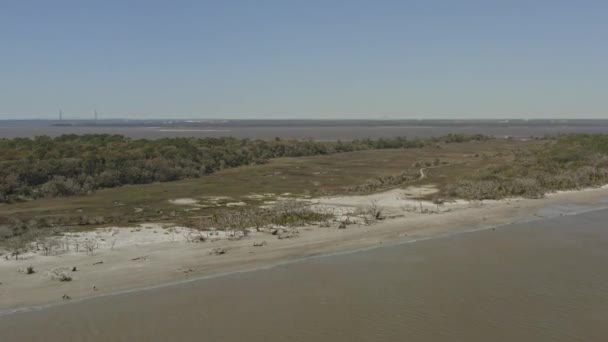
[48,268,73,282]
[278,230,299,240]
[92,261,104,265]
[62,294,71,300]
[338,222,347,229]
[18,266,35,275]
[318,221,332,228]
[180,268,194,274]
[92,285,98,291]
[253,241,267,247]
[183,230,208,243]
[72,266,78,272]
[131,256,149,261]
[228,230,246,241]
[210,248,226,255]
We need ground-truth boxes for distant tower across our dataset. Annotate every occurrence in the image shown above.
[94,109,99,124]
[59,109,63,121]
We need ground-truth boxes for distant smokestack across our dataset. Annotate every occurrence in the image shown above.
[59,109,63,121]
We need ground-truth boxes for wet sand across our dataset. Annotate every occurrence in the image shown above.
[2,206,608,341]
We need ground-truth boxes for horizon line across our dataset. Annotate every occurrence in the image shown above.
[1,117,608,122]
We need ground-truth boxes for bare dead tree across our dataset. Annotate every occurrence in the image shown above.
[83,239,99,255]
[367,200,384,221]
[5,235,29,260]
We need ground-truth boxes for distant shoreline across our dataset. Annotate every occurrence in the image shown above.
[2,120,608,140]
[3,118,608,128]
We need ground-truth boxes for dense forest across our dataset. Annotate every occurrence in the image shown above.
[0,134,488,203]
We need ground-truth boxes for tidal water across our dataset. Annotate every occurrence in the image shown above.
[2,209,608,341]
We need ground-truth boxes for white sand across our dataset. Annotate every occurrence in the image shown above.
[168,198,199,205]
[226,201,247,207]
[310,186,466,215]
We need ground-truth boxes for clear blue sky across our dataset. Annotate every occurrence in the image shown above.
[1,0,607,119]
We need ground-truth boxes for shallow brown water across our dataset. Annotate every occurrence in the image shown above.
[2,210,608,341]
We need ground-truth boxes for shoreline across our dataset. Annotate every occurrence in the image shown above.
[2,186,608,315]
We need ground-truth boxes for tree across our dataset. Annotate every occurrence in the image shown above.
[5,234,30,260]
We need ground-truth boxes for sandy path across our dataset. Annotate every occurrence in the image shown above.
[1,187,608,313]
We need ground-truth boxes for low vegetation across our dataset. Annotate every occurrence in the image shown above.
[188,201,333,232]
[447,134,608,200]
[343,170,421,193]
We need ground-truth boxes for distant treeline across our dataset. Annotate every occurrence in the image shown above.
[0,133,489,203]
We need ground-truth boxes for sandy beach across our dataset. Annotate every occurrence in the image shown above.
[2,186,608,314]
